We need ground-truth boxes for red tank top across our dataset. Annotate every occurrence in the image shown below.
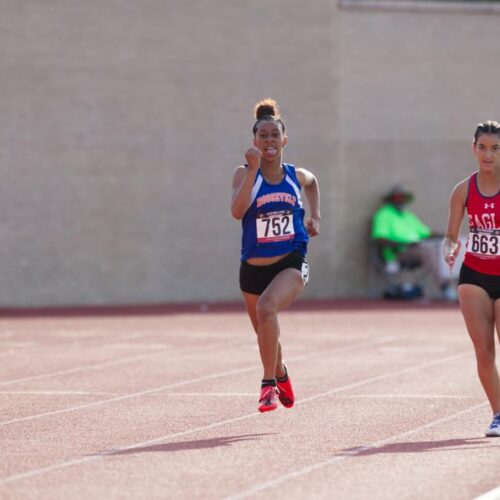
[463,172,500,275]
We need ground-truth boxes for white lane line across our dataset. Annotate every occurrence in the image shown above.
[0,342,37,348]
[0,337,248,387]
[225,401,489,500]
[107,343,169,350]
[0,327,386,388]
[287,352,472,407]
[0,351,19,359]
[0,350,473,485]
[380,347,448,353]
[0,326,238,363]
[0,412,263,486]
[0,365,260,427]
[166,393,255,397]
[0,351,171,387]
[46,329,231,346]
[0,340,386,426]
[339,394,475,399]
[0,391,112,396]
[2,391,468,399]
[474,486,500,500]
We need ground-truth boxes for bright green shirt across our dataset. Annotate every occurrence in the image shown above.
[371,204,432,262]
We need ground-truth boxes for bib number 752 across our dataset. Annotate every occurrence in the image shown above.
[256,211,295,243]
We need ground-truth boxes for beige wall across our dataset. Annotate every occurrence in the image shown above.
[338,1,500,296]
[0,1,498,306]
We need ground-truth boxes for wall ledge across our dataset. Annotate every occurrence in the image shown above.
[339,0,500,14]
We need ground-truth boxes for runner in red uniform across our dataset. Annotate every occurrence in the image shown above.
[444,120,500,436]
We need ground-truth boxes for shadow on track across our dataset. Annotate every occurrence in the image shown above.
[338,437,498,457]
[99,433,276,456]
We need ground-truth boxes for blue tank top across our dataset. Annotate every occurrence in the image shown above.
[240,163,309,261]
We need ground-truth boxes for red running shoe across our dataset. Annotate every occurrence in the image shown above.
[258,386,278,413]
[276,367,295,408]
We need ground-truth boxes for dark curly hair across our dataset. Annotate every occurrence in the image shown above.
[252,98,285,135]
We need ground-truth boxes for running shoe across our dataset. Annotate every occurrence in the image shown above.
[485,412,500,437]
[276,366,295,408]
[258,386,278,413]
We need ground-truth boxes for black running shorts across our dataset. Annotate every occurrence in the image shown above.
[459,263,500,301]
[239,251,309,295]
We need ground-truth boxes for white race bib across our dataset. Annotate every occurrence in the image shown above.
[256,210,295,243]
[469,230,500,257]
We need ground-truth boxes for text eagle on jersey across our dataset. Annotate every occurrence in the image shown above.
[469,212,497,229]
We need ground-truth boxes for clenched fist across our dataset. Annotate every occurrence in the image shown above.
[245,146,262,172]
[306,217,320,237]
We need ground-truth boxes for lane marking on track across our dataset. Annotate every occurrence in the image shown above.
[107,343,170,350]
[145,392,477,400]
[225,401,490,499]
[379,346,449,353]
[473,486,500,500]
[339,394,476,399]
[0,350,474,485]
[0,342,37,348]
[0,337,249,387]
[0,350,172,387]
[0,326,232,358]
[0,391,112,396]
[0,328,388,387]
[0,340,387,426]
[165,392,256,397]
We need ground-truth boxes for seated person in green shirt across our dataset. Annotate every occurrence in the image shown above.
[371,185,433,274]
[371,185,456,299]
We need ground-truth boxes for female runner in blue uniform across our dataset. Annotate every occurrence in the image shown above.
[444,120,500,436]
[231,98,321,412]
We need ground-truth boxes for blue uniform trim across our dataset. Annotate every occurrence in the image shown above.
[240,163,309,261]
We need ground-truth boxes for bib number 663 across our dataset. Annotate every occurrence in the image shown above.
[470,233,499,256]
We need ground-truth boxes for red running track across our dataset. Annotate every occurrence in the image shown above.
[0,300,499,499]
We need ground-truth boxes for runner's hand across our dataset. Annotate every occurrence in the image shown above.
[443,239,461,272]
[306,217,320,237]
[245,147,261,172]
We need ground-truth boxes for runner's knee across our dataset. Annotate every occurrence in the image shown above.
[256,296,278,324]
[474,344,496,367]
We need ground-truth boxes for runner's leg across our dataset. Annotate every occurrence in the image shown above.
[255,268,304,380]
[459,284,500,413]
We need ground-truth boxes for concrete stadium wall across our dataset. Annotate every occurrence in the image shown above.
[0,1,498,306]
[338,0,500,297]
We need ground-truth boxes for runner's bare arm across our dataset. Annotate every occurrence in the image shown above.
[443,178,467,266]
[231,147,261,220]
[296,168,320,237]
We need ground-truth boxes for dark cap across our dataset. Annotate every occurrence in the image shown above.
[383,185,414,204]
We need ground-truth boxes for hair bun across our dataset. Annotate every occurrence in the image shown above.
[254,98,280,120]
